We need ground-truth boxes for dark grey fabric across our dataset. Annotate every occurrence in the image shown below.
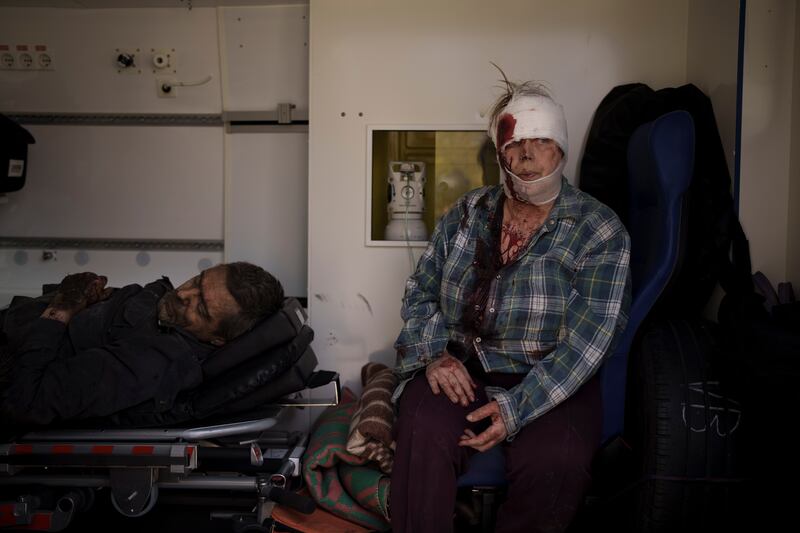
[0,278,211,427]
[112,325,315,427]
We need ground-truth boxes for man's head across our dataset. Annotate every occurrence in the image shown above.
[157,262,284,346]
[487,68,568,205]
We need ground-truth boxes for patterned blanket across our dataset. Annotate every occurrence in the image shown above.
[271,488,372,533]
[346,362,398,474]
[302,387,391,531]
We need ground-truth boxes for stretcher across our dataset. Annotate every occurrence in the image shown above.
[0,298,339,532]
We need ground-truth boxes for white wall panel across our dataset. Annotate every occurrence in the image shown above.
[788,6,800,290]
[687,0,740,181]
[0,248,224,308]
[219,5,309,114]
[686,0,741,318]
[308,0,690,392]
[0,7,222,113]
[0,124,224,239]
[739,0,796,285]
[225,131,308,298]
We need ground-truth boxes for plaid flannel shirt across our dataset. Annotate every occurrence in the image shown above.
[394,181,631,438]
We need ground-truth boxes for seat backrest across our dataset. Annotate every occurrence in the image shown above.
[600,110,695,443]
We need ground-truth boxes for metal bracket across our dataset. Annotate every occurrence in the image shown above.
[277,103,296,124]
[0,500,32,526]
[0,443,19,475]
[223,104,308,133]
[0,494,78,531]
[109,468,157,517]
[275,372,341,407]
[5,112,222,127]
[0,236,223,252]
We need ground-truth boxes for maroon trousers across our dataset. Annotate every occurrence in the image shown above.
[390,369,602,533]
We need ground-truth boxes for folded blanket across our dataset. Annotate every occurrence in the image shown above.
[346,362,398,474]
[271,487,372,533]
[302,388,391,531]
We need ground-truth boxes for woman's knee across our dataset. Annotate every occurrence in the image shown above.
[396,375,473,445]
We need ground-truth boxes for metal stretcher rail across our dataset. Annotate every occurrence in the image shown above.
[17,407,283,442]
[0,372,341,531]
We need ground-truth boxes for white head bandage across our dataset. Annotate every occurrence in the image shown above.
[488,94,568,205]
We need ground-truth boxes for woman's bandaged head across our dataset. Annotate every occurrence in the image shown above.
[488,93,568,205]
[489,94,568,158]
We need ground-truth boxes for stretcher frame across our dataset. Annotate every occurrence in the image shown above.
[0,371,340,532]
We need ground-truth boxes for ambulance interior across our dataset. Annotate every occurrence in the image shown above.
[1,1,799,532]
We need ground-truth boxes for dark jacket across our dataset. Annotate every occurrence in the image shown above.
[0,278,213,427]
[579,83,737,316]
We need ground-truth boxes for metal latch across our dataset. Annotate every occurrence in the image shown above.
[277,103,296,124]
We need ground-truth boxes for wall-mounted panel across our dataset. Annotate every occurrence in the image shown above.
[225,131,308,299]
[0,7,222,113]
[0,124,224,239]
[787,4,800,289]
[687,0,740,181]
[740,0,796,284]
[219,5,309,115]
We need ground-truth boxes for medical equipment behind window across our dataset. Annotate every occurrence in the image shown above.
[385,161,427,241]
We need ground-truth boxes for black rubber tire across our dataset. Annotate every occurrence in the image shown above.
[625,319,746,532]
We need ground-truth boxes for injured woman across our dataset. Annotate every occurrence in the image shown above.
[0,262,284,426]
[391,74,631,532]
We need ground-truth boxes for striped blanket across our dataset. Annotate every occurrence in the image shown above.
[302,387,391,531]
[346,362,398,474]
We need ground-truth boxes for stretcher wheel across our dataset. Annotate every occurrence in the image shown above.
[109,484,159,517]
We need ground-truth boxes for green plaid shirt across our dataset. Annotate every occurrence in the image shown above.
[394,180,631,437]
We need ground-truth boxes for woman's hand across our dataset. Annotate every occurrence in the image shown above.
[458,400,508,451]
[425,351,477,407]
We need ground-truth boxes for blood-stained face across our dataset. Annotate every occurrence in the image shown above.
[501,136,563,182]
[157,265,240,346]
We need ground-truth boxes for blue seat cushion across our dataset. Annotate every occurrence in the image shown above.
[457,446,507,487]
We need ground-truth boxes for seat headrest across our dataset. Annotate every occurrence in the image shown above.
[627,110,695,305]
[628,110,695,207]
[201,297,308,378]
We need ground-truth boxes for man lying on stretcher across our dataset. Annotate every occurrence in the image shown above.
[0,262,283,426]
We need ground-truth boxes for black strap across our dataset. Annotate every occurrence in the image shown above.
[718,213,753,296]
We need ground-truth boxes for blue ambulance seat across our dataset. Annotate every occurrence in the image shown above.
[457,110,696,488]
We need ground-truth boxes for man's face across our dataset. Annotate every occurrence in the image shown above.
[501,138,563,181]
[157,265,240,346]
